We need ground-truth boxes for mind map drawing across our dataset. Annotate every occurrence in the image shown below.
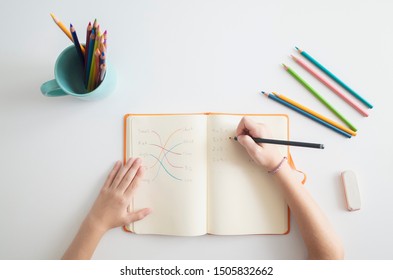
[135,127,194,183]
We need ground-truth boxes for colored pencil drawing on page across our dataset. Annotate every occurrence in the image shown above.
[134,127,195,184]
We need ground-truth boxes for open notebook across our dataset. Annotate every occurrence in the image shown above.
[124,113,290,236]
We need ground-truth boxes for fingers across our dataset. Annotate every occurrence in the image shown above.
[236,118,281,168]
[110,157,137,189]
[236,117,262,137]
[123,165,145,198]
[117,158,143,193]
[236,134,262,159]
[236,116,250,136]
[108,157,145,199]
[102,161,122,189]
[126,208,152,224]
[236,117,273,139]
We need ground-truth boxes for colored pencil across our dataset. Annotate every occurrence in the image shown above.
[282,63,357,132]
[50,13,85,54]
[99,51,106,65]
[87,30,100,91]
[50,16,108,91]
[92,19,98,34]
[85,29,96,87]
[295,47,373,109]
[96,51,106,86]
[50,13,72,41]
[291,55,369,117]
[231,136,324,149]
[99,64,107,84]
[272,92,356,136]
[70,24,85,66]
[103,30,108,49]
[84,22,92,64]
[93,48,101,88]
[261,92,352,138]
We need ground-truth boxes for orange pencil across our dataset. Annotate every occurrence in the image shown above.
[94,48,101,88]
[273,92,357,136]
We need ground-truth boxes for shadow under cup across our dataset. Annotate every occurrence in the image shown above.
[41,45,115,100]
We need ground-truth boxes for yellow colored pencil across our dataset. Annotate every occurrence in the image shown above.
[50,13,72,40]
[50,13,85,54]
[272,92,357,136]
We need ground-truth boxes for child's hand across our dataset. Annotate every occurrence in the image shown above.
[85,158,151,234]
[236,117,284,171]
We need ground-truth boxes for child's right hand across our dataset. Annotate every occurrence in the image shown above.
[236,117,284,172]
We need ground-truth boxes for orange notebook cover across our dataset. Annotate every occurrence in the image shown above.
[123,113,295,236]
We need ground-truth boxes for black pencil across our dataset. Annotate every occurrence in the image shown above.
[231,136,324,149]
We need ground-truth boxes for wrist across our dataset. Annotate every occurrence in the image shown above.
[267,156,288,174]
[83,214,109,237]
[270,159,299,183]
[263,153,286,171]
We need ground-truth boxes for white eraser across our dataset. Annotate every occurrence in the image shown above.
[341,170,361,211]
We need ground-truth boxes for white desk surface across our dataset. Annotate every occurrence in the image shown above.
[1,0,392,260]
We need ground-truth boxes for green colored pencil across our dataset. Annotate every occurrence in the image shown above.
[282,63,357,132]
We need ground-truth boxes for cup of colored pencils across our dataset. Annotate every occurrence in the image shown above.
[44,14,115,100]
[82,19,108,92]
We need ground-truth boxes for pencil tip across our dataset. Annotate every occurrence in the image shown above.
[282,63,288,69]
[295,46,302,53]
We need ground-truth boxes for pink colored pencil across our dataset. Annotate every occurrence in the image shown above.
[291,55,369,117]
[103,30,107,49]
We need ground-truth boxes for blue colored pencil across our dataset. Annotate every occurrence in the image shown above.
[70,24,85,66]
[261,92,352,138]
[85,29,96,87]
[295,47,373,109]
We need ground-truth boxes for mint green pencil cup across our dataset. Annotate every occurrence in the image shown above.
[41,45,116,100]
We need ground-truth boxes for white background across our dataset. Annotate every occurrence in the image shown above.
[0,0,392,259]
